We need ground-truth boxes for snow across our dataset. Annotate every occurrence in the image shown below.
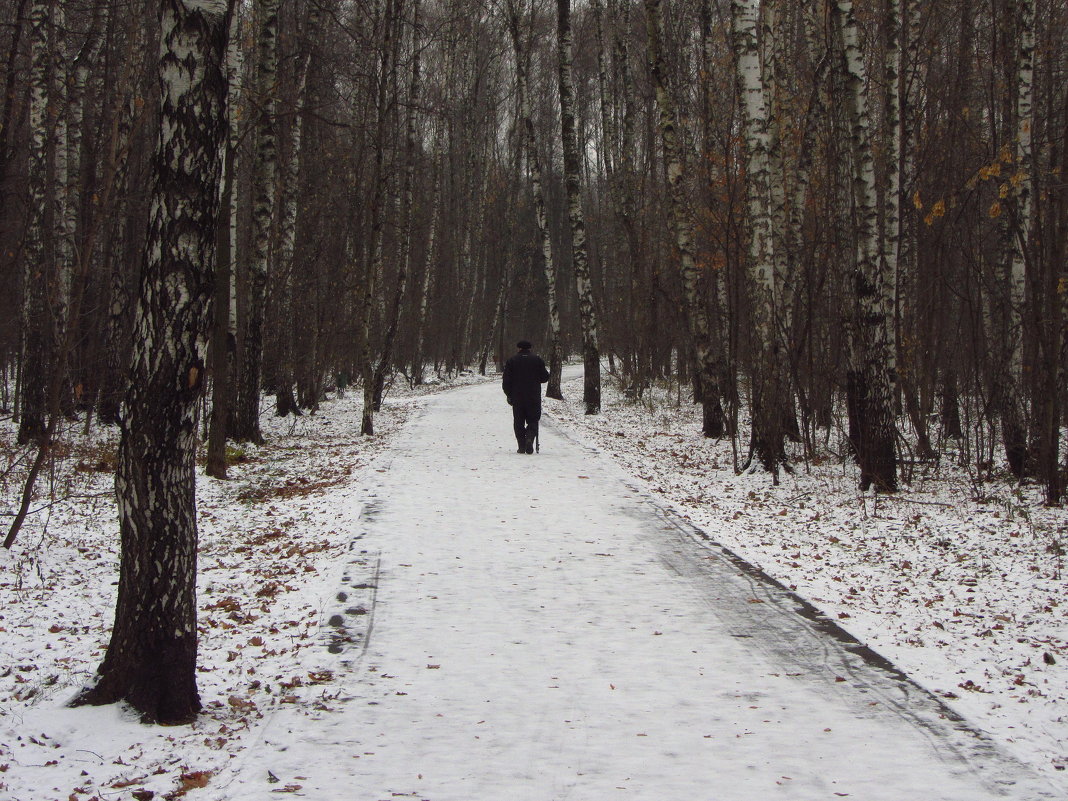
[1,366,1065,800]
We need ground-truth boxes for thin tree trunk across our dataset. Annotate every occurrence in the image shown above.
[18,0,54,445]
[732,0,785,476]
[479,124,520,376]
[373,0,422,409]
[894,0,936,458]
[360,0,401,435]
[1000,0,1035,478]
[275,3,322,418]
[643,0,723,437]
[98,10,152,425]
[508,0,563,399]
[832,0,898,491]
[412,131,442,385]
[234,0,280,444]
[0,0,29,226]
[612,0,645,390]
[557,0,600,413]
[206,8,244,478]
[50,4,74,418]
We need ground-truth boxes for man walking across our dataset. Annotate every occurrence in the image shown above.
[502,340,550,453]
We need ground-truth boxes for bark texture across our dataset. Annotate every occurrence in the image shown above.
[508,0,563,400]
[234,0,280,444]
[643,0,724,437]
[556,0,600,414]
[18,0,53,445]
[732,0,785,475]
[833,0,898,491]
[1000,0,1034,478]
[73,0,229,724]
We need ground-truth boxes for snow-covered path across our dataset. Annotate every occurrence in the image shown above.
[211,377,1057,801]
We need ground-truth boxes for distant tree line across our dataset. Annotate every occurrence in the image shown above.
[1,0,1065,501]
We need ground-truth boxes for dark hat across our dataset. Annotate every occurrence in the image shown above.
[516,340,532,350]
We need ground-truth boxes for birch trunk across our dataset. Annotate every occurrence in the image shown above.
[615,0,647,388]
[832,0,898,491]
[373,0,422,408]
[894,0,936,458]
[557,0,600,414]
[643,0,724,437]
[206,9,244,477]
[1000,0,1035,477]
[73,0,229,724]
[731,0,784,475]
[360,0,401,435]
[275,2,323,418]
[51,5,73,415]
[508,0,563,399]
[412,131,442,385]
[479,123,520,376]
[234,0,280,444]
[0,0,28,227]
[883,0,902,348]
[591,0,615,183]
[17,0,53,445]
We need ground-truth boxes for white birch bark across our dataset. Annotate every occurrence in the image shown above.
[227,14,245,350]
[17,0,53,444]
[412,128,442,385]
[883,0,902,365]
[643,0,723,437]
[732,0,784,474]
[508,0,563,399]
[275,0,323,417]
[360,0,401,435]
[235,0,280,443]
[98,9,150,425]
[52,4,72,347]
[557,0,600,414]
[375,0,422,405]
[591,0,615,182]
[832,0,898,491]
[206,5,247,476]
[1001,0,1035,476]
[761,0,788,318]
[75,0,229,724]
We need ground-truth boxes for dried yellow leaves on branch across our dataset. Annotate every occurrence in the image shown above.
[924,199,946,226]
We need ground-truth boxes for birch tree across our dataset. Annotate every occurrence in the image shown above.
[889,0,938,458]
[74,0,230,724]
[412,129,442,385]
[17,0,54,445]
[831,0,897,491]
[206,7,246,478]
[556,0,600,414]
[1000,0,1035,478]
[373,0,422,409]
[233,0,280,443]
[274,0,324,417]
[508,0,563,400]
[731,0,785,475]
[643,0,724,437]
[360,0,401,435]
[97,10,152,427]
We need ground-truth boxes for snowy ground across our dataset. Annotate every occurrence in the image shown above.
[0,366,1065,800]
[545,372,1068,785]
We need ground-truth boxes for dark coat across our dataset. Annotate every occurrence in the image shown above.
[502,351,550,410]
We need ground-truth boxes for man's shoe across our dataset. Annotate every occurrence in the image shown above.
[525,433,535,454]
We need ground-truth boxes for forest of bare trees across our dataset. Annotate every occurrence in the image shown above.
[0,0,1066,727]
[1,0,1065,501]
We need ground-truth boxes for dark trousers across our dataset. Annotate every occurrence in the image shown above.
[512,403,540,448]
